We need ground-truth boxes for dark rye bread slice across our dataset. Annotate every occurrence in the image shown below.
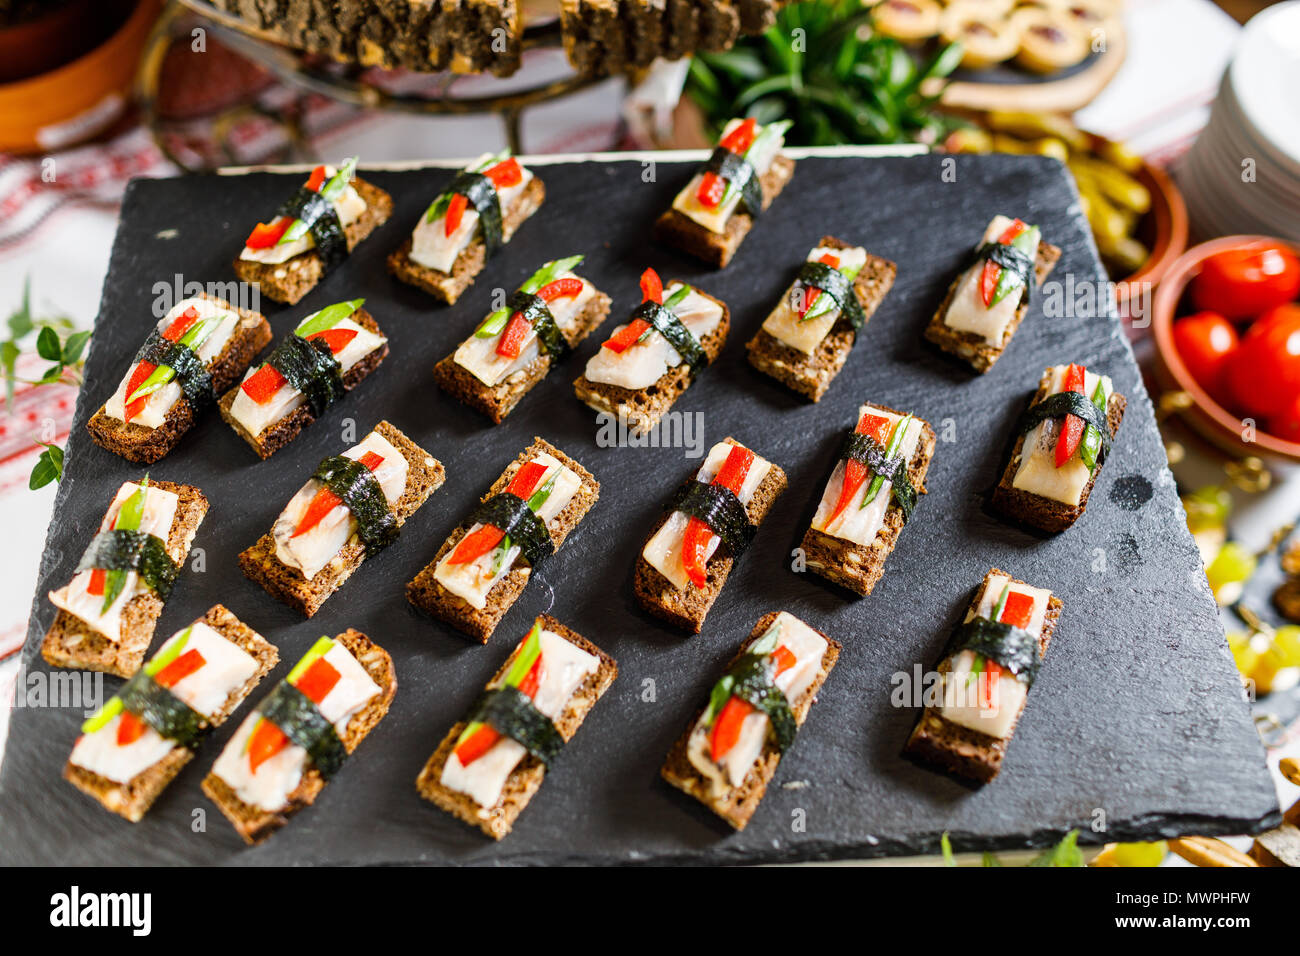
[572,286,729,436]
[745,238,898,402]
[904,567,1063,784]
[415,615,618,839]
[41,480,209,679]
[407,438,599,643]
[218,307,389,460]
[653,154,796,268]
[387,176,546,305]
[433,285,612,424]
[923,236,1061,373]
[633,437,787,633]
[661,611,840,829]
[201,628,397,845]
[86,294,273,464]
[232,177,393,306]
[990,367,1127,533]
[238,421,446,617]
[801,409,937,597]
[62,604,279,823]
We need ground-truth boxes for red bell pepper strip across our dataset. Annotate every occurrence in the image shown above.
[247,656,341,773]
[244,167,326,248]
[240,325,356,405]
[116,648,207,745]
[603,269,664,352]
[123,307,201,422]
[494,276,584,360]
[796,252,841,320]
[681,444,754,589]
[827,412,891,527]
[245,218,291,249]
[710,644,796,761]
[978,218,1028,308]
[981,589,1035,708]
[695,119,758,209]
[304,164,326,192]
[452,654,542,766]
[1054,363,1087,467]
[444,192,469,238]
[483,156,522,189]
[447,461,550,565]
[292,451,385,539]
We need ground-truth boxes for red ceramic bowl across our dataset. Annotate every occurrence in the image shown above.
[1152,235,1300,462]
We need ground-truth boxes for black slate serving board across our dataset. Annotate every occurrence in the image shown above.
[0,152,1280,865]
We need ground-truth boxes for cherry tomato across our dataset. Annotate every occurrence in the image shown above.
[1268,392,1300,444]
[1171,310,1238,406]
[1191,243,1300,320]
[1224,304,1300,418]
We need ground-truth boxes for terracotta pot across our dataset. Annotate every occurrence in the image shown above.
[0,0,160,154]
[1151,235,1300,463]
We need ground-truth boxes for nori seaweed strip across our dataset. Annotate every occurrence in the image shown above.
[118,670,205,747]
[1015,390,1113,461]
[133,330,215,411]
[265,334,345,417]
[973,241,1036,308]
[256,682,346,779]
[506,290,569,360]
[465,492,554,565]
[629,300,706,373]
[276,187,347,272]
[310,454,399,553]
[943,617,1041,687]
[839,432,917,521]
[75,530,179,599]
[464,686,564,767]
[701,147,762,217]
[666,481,756,556]
[725,653,797,751]
[449,171,504,256]
[797,262,866,329]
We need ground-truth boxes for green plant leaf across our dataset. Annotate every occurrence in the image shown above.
[62,330,91,364]
[35,326,60,361]
[982,851,1003,867]
[29,443,63,490]
[39,364,64,384]
[7,278,33,339]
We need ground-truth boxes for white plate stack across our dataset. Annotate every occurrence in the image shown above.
[1175,1,1300,242]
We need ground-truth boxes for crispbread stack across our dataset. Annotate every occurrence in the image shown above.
[990,368,1126,532]
[745,238,898,402]
[433,286,612,423]
[387,176,546,305]
[652,155,796,268]
[904,568,1063,783]
[232,178,393,305]
[633,437,787,633]
[661,611,840,829]
[63,605,279,823]
[41,480,209,679]
[416,616,617,839]
[239,421,446,617]
[922,238,1061,373]
[202,629,397,845]
[85,293,272,464]
[800,409,937,596]
[572,287,730,436]
[407,438,599,642]
[218,307,389,459]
